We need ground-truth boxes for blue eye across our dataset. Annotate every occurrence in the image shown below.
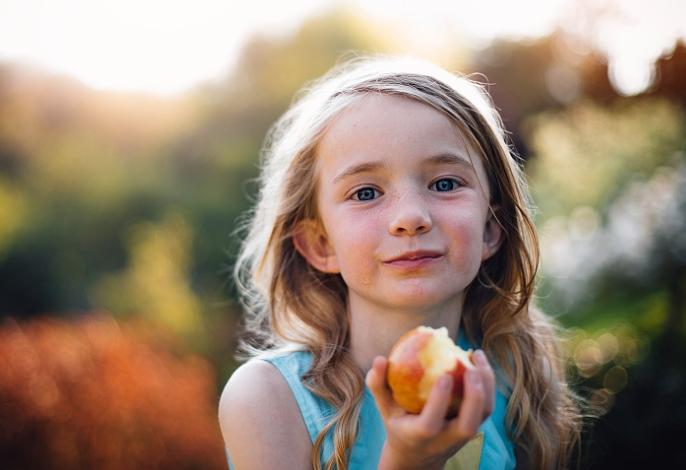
[431,178,460,192]
[353,187,380,201]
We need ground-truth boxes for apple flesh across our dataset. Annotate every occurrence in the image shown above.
[387,326,474,418]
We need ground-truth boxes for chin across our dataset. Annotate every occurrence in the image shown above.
[387,284,465,310]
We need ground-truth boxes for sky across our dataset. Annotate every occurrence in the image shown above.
[1,0,684,96]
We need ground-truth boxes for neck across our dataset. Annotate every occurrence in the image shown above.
[348,294,463,373]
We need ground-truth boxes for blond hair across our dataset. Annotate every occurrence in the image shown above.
[234,55,582,469]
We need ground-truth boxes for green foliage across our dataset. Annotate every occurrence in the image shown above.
[527,98,686,221]
[554,289,668,334]
[91,212,205,344]
[0,176,27,257]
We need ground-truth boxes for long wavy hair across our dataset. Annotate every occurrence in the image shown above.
[233,56,582,469]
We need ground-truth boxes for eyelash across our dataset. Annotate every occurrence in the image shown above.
[350,177,462,201]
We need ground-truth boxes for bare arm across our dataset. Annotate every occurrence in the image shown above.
[218,359,312,469]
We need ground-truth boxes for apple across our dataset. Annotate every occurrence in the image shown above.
[387,326,474,418]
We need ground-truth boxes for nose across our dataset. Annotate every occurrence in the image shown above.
[388,192,432,236]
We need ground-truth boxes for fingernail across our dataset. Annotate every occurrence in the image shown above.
[439,375,453,391]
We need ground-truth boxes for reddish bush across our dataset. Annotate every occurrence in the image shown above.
[0,313,226,469]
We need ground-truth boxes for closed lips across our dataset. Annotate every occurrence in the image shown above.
[385,251,443,262]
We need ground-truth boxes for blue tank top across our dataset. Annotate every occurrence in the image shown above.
[226,333,516,469]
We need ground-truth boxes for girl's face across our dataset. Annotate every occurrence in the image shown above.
[297,93,502,314]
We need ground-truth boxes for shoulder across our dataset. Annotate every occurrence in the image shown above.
[218,359,311,469]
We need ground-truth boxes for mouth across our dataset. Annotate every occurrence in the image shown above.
[385,250,443,262]
[383,250,444,268]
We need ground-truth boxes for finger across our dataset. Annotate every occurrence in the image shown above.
[448,367,485,440]
[473,350,495,419]
[417,375,453,435]
[365,356,396,419]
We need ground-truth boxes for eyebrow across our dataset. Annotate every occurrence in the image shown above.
[332,153,474,184]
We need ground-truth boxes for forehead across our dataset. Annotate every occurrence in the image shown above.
[315,93,490,191]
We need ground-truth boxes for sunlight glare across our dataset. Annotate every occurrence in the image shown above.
[1,0,684,95]
[0,0,328,95]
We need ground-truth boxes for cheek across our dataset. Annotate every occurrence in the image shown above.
[329,217,379,282]
[444,212,487,265]
[329,210,379,251]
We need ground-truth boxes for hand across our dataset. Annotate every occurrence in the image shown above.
[366,350,495,470]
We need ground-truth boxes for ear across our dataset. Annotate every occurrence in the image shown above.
[292,219,340,274]
[481,207,504,262]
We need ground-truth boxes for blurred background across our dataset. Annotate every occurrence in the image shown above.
[0,0,684,468]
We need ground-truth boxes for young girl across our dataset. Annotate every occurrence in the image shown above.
[218,56,582,470]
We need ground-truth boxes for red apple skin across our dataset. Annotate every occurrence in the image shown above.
[445,359,469,418]
[387,329,433,414]
[386,327,472,418]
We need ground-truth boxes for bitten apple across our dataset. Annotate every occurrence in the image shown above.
[387,326,474,418]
